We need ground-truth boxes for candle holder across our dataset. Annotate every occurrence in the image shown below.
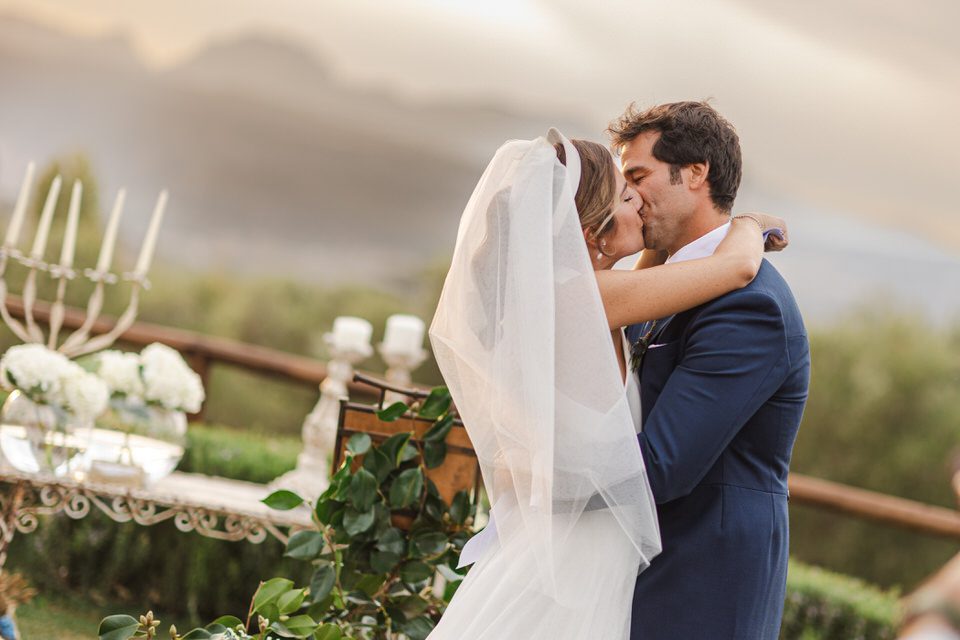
[0,164,166,358]
[377,344,429,406]
[272,334,372,498]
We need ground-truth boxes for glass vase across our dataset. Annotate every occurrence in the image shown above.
[0,390,88,478]
[82,396,187,488]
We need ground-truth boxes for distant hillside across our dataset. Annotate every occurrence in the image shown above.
[0,15,589,281]
[0,14,958,324]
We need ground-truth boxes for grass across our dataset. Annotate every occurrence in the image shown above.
[16,593,194,640]
[16,594,104,640]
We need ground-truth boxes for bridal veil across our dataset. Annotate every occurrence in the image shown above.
[428,130,661,638]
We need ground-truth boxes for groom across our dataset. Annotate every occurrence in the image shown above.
[612,102,811,639]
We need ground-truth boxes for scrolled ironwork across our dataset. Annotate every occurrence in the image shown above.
[0,470,311,569]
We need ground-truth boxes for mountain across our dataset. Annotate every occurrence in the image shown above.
[0,15,957,325]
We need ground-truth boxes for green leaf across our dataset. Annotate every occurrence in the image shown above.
[356,573,386,597]
[370,550,401,573]
[346,432,372,455]
[331,473,353,502]
[345,590,374,605]
[423,414,455,442]
[399,442,419,464]
[258,603,280,626]
[209,616,244,630]
[418,386,452,420]
[400,615,436,640]
[179,630,213,640]
[278,588,307,615]
[399,560,433,585]
[314,499,343,526]
[375,527,406,555]
[203,624,228,634]
[347,468,378,512]
[412,530,448,556]
[306,599,331,620]
[389,468,424,508]
[362,447,393,483]
[314,624,343,640]
[262,490,304,511]
[343,506,376,536]
[376,401,408,422]
[379,432,412,467]
[422,440,447,469]
[98,615,141,640]
[278,614,318,637]
[253,577,295,611]
[284,530,325,560]
[396,594,430,618]
[449,490,470,525]
[310,562,336,604]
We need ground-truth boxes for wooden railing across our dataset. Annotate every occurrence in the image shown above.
[789,474,960,541]
[3,295,959,541]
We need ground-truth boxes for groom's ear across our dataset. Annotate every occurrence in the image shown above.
[685,162,710,191]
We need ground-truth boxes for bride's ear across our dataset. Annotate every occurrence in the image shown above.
[582,226,599,254]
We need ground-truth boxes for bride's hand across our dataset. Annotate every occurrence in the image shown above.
[735,212,789,252]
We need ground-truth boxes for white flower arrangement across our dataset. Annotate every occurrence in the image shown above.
[0,343,109,420]
[93,343,205,414]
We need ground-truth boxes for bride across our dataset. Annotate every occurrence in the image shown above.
[428,129,784,639]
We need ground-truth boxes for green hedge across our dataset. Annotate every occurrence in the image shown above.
[782,561,899,640]
[790,314,960,589]
[7,423,902,635]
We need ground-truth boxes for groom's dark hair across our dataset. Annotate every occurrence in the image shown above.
[607,101,742,213]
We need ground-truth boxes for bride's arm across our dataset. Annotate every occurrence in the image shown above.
[596,216,779,329]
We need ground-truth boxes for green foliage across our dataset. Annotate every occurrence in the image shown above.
[780,561,900,640]
[790,312,960,588]
[98,387,474,640]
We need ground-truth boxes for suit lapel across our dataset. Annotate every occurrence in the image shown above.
[650,314,676,344]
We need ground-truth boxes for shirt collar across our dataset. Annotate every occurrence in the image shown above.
[665,222,731,264]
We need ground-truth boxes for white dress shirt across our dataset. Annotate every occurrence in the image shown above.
[666,221,731,265]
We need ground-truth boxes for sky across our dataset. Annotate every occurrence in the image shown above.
[0,0,957,252]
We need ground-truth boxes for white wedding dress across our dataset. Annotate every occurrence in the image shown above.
[428,130,660,640]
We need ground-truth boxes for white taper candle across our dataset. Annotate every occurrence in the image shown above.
[96,189,126,272]
[59,180,82,267]
[4,162,36,248]
[30,175,62,260]
[134,190,167,275]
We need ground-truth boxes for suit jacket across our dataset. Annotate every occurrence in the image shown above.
[627,259,810,640]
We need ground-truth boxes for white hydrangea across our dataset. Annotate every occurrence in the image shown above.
[140,343,205,413]
[0,344,109,419]
[0,343,72,402]
[55,364,110,420]
[95,350,145,398]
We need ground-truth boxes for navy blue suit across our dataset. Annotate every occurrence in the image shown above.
[626,260,810,640]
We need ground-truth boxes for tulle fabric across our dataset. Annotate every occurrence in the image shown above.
[427,130,661,639]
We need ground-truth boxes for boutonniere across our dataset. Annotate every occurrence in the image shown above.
[629,320,658,373]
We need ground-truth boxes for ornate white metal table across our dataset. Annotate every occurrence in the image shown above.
[0,469,314,569]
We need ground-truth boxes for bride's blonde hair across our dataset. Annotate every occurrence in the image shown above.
[554,139,618,238]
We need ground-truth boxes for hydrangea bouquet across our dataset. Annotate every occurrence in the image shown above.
[85,343,204,486]
[94,343,204,414]
[0,344,109,421]
[0,344,110,476]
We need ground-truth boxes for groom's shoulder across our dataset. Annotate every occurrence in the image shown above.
[700,259,802,325]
